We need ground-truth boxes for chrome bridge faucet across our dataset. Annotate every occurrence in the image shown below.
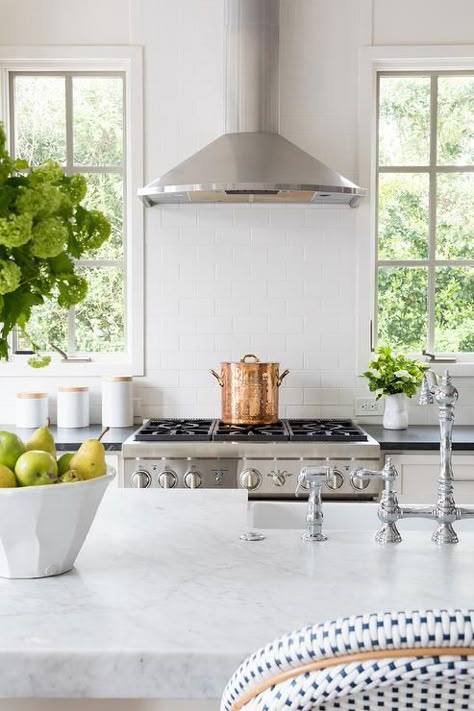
[295,466,330,542]
[353,369,474,545]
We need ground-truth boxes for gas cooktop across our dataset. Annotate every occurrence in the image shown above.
[133,418,368,443]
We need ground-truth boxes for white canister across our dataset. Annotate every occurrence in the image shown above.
[102,376,134,427]
[16,392,48,429]
[57,386,90,428]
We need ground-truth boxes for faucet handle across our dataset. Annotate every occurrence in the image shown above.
[295,466,329,497]
[352,457,398,485]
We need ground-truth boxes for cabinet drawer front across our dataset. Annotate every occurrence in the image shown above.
[385,454,474,503]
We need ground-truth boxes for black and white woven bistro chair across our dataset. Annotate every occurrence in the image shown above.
[221,609,474,710]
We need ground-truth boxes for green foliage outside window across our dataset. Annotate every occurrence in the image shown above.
[10,73,125,357]
[377,74,474,354]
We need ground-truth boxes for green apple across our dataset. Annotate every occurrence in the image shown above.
[15,450,58,487]
[0,431,25,471]
[0,464,16,487]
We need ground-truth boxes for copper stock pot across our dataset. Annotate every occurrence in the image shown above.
[210,354,289,425]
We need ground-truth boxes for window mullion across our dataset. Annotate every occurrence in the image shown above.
[426,74,438,353]
[64,75,77,354]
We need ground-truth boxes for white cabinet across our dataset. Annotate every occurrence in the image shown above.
[385,453,474,504]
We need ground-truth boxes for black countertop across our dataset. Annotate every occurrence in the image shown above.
[364,425,474,451]
[2,424,472,452]
[0,425,136,451]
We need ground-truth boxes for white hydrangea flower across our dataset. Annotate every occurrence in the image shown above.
[394,369,410,379]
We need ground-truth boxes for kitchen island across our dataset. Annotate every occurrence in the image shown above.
[0,489,473,710]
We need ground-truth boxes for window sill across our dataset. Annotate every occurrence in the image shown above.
[422,361,474,378]
[0,356,144,378]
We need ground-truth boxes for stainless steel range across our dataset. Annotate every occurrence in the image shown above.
[122,419,381,500]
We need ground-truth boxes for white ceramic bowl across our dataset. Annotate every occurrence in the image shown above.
[0,468,115,579]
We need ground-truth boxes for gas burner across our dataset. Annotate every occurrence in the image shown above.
[213,420,289,442]
[134,419,215,442]
[287,419,368,442]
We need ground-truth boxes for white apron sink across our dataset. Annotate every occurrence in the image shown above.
[248,500,474,532]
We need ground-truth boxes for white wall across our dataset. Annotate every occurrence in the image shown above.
[0,0,473,426]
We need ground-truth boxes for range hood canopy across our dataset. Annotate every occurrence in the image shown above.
[139,0,366,207]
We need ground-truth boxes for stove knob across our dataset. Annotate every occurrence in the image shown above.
[131,470,152,488]
[351,473,370,490]
[184,469,202,489]
[268,469,290,487]
[158,469,177,489]
[326,470,344,490]
[239,468,262,491]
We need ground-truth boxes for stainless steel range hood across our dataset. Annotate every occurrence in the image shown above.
[139,0,366,208]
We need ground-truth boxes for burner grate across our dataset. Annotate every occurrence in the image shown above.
[134,418,216,441]
[133,418,369,443]
[287,419,368,442]
[212,420,290,442]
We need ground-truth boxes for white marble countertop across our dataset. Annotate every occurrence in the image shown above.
[1,488,474,699]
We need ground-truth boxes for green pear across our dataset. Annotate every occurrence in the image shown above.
[68,427,109,480]
[57,452,74,476]
[0,431,25,470]
[60,469,83,483]
[15,450,58,486]
[0,464,17,487]
[25,418,56,457]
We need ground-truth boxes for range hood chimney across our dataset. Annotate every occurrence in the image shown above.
[138,0,366,207]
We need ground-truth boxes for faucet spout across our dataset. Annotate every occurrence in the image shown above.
[419,368,438,405]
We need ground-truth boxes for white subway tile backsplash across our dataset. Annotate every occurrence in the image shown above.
[286,405,322,418]
[252,227,287,245]
[179,369,213,387]
[270,208,306,227]
[268,316,304,335]
[195,315,233,335]
[214,334,251,357]
[215,227,252,245]
[197,207,235,228]
[161,206,197,227]
[180,297,215,316]
[215,297,250,316]
[160,351,196,370]
[180,227,215,244]
[280,387,304,405]
[1,1,473,431]
[232,280,268,299]
[196,280,232,299]
[321,405,354,419]
[233,316,268,334]
[233,207,270,227]
[249,333,287,356]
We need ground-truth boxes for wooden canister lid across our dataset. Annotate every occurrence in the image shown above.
[16,392,47,399]
[58,385,89,392]
[103,376,133,382]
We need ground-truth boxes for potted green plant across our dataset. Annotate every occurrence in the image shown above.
[0,122,111,366]
[362,346,429,429]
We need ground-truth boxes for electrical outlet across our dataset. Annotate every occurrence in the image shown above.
[355,397,384,416]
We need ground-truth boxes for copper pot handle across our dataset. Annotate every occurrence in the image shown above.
[210,369,224,387]
[277,369,290,387]
[240,354,260,363]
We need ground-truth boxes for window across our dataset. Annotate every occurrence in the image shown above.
[0,47,143,376]
[375,71,474,356]
[9,71,126,356]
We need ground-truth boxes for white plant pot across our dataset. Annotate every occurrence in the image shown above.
[0,469,114,579]
[383,393,409,430]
